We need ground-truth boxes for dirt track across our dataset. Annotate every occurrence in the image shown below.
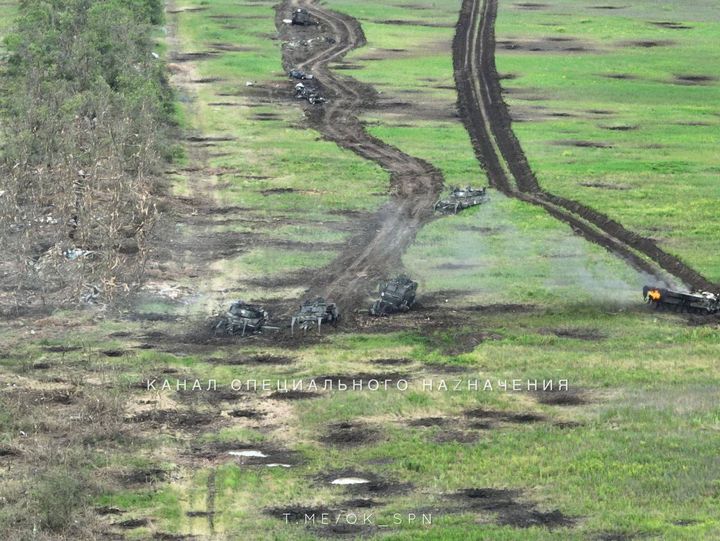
[453,0,715,291]
[276,0,444,313]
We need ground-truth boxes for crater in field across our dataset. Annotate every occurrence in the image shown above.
[208,354,295,365]
[619,40,675,48]
[190,441,300,466]
[513,2,550,9]
[43,344,81,353]
[554,139,613,148]
[126,410,218,430]
[579,181,632,190]
[497,37,596,53]
[113,518,150,529]
[464,408,546,424]
[320,470,412,495]
[650,21,692,30]
[408,417,447,427]
[602,73,637,80]
[0,445,21,457]
[673,74,718,85]
[454,488,576,529]
[599,124,638,131]
[229,408,265,419]
[321,421,381,447]
[590,4,628,9]
[171,51,220,62]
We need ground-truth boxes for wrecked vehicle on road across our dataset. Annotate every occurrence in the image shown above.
[643,286,720,314]
[370,275,418,316]
[434,186,488,214]
[214,301,276,336]
[294,82,325,105]
[291,297,340,335]
[291,8,314,26]
[289,69,314,80]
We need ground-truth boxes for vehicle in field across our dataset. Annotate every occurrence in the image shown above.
[294,82,326,105]
[643,286,720,314]
[214,301,275,336]
[291,297,340,335]
[434,186,488,214]
[369,275,418,316]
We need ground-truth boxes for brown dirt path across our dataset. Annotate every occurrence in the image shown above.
[276,0,444,314]
[453,0,715,291]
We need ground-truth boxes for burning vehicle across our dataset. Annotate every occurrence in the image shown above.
[369,275,418,316]
[434,186,488,214]
[291,297,340,335]
[291,8,314,26]
[643,286,720,314]
[214,301,276,336]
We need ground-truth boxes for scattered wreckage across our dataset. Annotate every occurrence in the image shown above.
[291,297,340,335]
[369,275,418,316]
[294,82,325,105]
[643,286,720,314]
[214,301,278,336]
[434,186,488,214]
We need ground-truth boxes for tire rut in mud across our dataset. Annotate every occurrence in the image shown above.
[276,0,444,314]
[453,0,715,291]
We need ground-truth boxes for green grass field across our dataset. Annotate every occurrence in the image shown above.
[1,1,718,540]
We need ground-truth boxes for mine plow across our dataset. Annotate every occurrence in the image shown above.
[291,297,340,335]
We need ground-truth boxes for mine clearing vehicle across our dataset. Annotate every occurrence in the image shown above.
[370,275,418,316]
[291,297,340,335]
[214,301,277,336]
[434,186,488,214]
[643,286,720,314]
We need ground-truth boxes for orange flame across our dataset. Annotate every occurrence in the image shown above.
[648,289,661,302]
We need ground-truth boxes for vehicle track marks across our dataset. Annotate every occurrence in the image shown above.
[454,0,714,291]
[277,0,444,313]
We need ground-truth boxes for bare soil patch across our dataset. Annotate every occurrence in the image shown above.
[541,327,606,340]
[464,408,545,424]
[534,388,588,406]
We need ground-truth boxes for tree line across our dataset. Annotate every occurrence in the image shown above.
[0,0,174,311]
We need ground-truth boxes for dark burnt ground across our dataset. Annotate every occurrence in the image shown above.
[320,421,381,447]
[533,387,589,406]
[452,0,716,291]
[453,488,577,529]
[275,0,445,316]
[187,440,302,466]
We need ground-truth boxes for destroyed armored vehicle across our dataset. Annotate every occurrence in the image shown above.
[370,275,418,316]
[434,186,488,214]
[214,301,271,336]
[294,82,325,104]
[643,286,720,314]
[291,8,314,26]
[289,69,314,80]
[291,297,340,335]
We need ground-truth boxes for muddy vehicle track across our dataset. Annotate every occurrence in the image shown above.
[453,0,715,291]
[277,0,444,314]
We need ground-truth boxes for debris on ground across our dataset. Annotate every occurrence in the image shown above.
[434,186,489,214]
[291,297,340,335]
[643,285,720,314]
[369,275,418,316]
[294,82,326,104]
[213,301,278,336]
